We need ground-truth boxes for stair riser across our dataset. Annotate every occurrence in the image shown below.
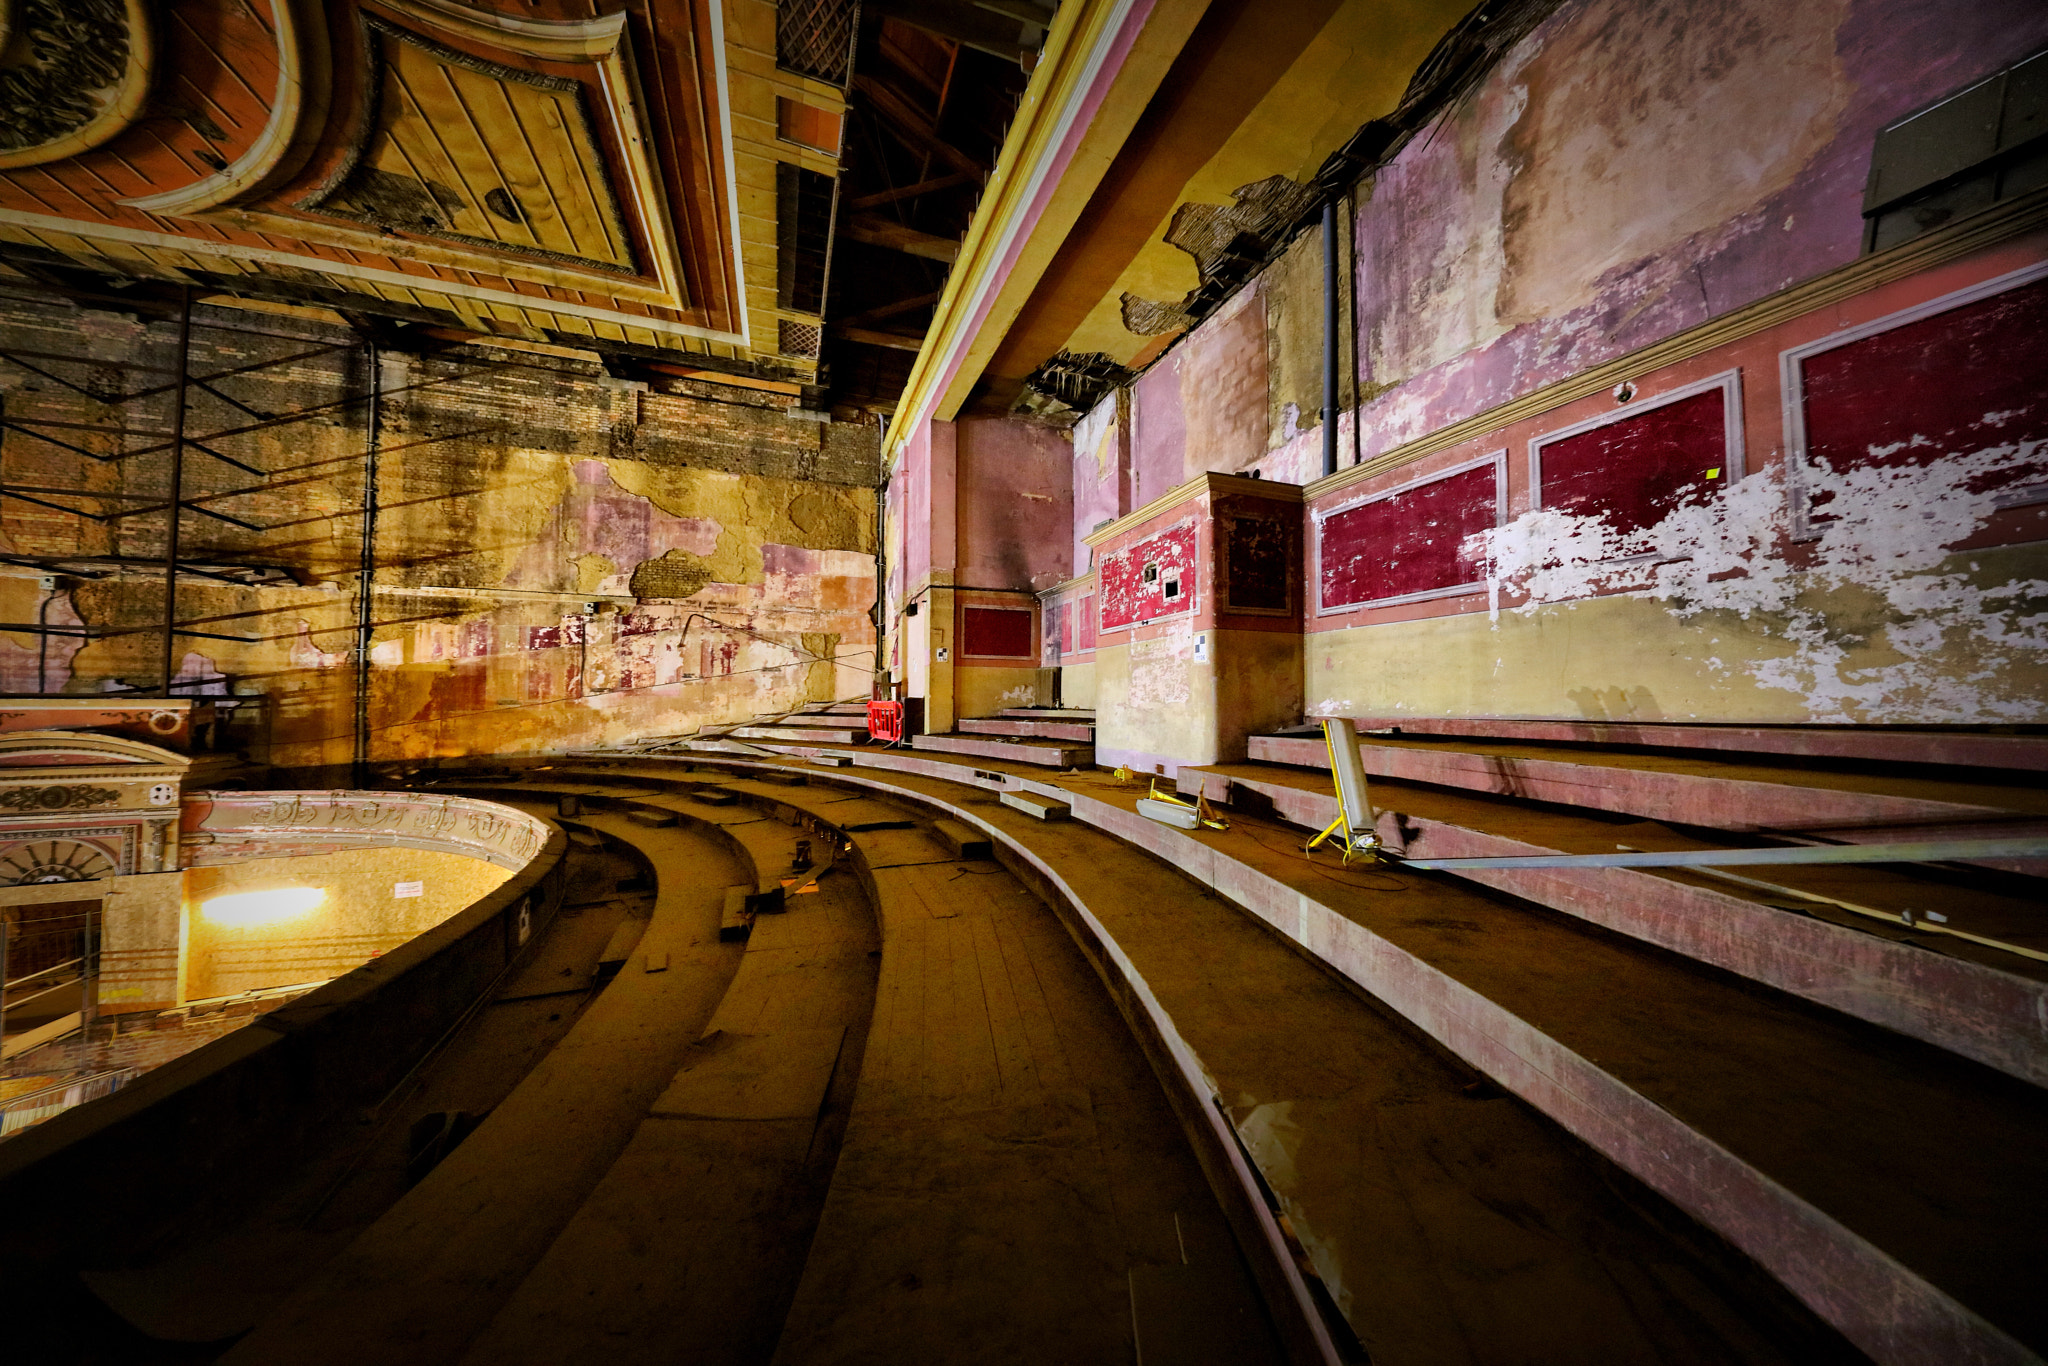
[1179,767,2048,1091]
[910,734,1091,768]
[958,719,1095,741]
[1246,736,2003,832]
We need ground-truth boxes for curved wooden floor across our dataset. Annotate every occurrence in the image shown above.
[213,780,1283,1366]
[421,757,1864,1366]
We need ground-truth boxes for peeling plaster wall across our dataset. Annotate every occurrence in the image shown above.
[0,298,880,770]
[1349,0,2048,460]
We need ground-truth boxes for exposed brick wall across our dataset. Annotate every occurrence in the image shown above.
[0,292,881,767]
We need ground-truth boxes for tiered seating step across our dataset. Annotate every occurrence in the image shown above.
[959,717,1094,742]
[1342,717,2048,773]
[1246,731,2046,837]
[1177,760,2048,1088]
[910,733,1090,768]
[997,707,1094,721]
[733,725,864,744]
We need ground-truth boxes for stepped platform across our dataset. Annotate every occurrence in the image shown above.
[997,707,1095,721]
[731,725,865,744]
[1248,731,2048,851]
[958,716,1095,741]
[1342,717,2048,773]
[1178,759,2048,1087]
[500,752,1867,1364]
[540,743,2048,1364]
[910,732,1090,768]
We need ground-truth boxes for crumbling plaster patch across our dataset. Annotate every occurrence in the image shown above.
[1497,0,1849,327]
[1473,446,2048,721]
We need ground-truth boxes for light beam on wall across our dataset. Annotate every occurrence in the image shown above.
[202,887,327,928]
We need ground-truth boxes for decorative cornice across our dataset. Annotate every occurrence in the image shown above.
[1038,570,1097,602]
[1084,472,1302,549]
[0,0,153,170]
[1305,187,2048,504]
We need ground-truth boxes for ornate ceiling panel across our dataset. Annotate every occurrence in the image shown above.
[0,0,786,370]
[314,18,643,279]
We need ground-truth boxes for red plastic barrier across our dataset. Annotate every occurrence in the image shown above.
[866,699,905,744]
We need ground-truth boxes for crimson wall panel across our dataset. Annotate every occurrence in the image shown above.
[1536,388,1728,536]
[1078,595,1096,650]
[1320,461,1498,609]
[1796,273,2048,518]
[1099,523,1198,630]
[962,607,1033,658]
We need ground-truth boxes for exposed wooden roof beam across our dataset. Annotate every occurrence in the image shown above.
[845,171,984,211]
[853,75,987,175]
[842,216,961,263]
[838,292,943,328]
[833,325,927,351]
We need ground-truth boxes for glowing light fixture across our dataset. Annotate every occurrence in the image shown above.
[202,886,327,928]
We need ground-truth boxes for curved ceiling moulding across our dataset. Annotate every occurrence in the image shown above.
[0,0,155,171]
[363,0,689,309]
[120,0,328,218]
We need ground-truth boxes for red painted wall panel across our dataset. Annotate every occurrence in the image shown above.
[1078,595,1096,650]
[1537,389,1726,535]
[1100,523,1198,630]
[1321,463,1497,609]
[962,606,1034,658]
[1800,274,2048,511]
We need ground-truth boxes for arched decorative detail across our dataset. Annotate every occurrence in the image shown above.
[0,0,154,170]
[120,0,330,217]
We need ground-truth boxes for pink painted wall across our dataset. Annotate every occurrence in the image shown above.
[1348,0,2048,462]
[956,418,1074,592]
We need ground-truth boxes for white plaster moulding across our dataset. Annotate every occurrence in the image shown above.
[1779,256,2048,541]
[1312,449,1507,617]
[1526,367,1746,569]
[0,209,747,347]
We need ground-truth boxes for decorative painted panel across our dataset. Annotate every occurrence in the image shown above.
[1531,374,1742,541]
[1784,263,2048,535]
[961,606,1033,658]
[1099,522,1198,632]
[1319,455,1503,611]
[1215,497,1298,615]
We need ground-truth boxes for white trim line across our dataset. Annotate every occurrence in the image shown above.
[0,209,748,345]
[1313,450,1506,615]
[1780,258,2048,539]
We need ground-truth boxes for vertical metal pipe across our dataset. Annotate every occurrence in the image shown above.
[160,286,193,696]
[353,342,382,787]
[1321,198,1339,480]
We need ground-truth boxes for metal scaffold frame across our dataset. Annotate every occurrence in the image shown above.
[0,280,530,777]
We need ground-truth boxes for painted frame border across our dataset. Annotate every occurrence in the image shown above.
[1524,368,1745,566]
[1312,450,1507,616]
[1779,258,2048,540]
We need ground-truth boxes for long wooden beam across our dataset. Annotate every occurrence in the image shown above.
[841,216,961,263]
